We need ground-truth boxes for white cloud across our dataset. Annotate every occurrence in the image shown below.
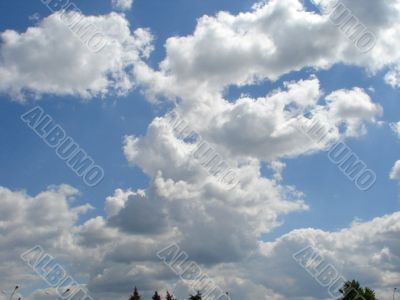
[141,214,393,300]
[0,185,94,298]
[112,0,134,11]
[135,0,400,101]
[385,67,400,88]
[0,11,152,100]
[2,0,398,103]
[270,161,286,182]
[1,0,399,103]
[122,115,308,235]
[105,188,137,217]
[108,190,169,235]
[129,0,384,165]
[390,121,400,138]
[388,122,400,183]
[390,160,400,180]
[134,77,380,162]
[0,0,397,299]
[325,87,383,137]
[248,211,400,299]
[0,185,398,300]
[0,180,303,299]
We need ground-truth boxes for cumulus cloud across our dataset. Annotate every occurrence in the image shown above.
[0,0,397,299]
[0,185,93,297]
[390,121,400,138]
[1,0,400,102]
[119,75,383,278]
[129,77,381,163]
[385,67,400,88]
[390,160,400,180]
[129,0,385,164]
[0,179,303,299]
[270,161,286,182]
[2,0,399,103]
[135,0,400,101]
[122,115,308,236]
[252,212,400,299]
[0,11,153,100]
[325,87,383,137]
[112,0,134,11]
[0,185,398,300]
[108,191,169,235]
[388,122,400,182]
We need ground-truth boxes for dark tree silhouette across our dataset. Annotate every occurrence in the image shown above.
[129,287,141,300]
[152,291,161,300]
[166,291,176,300]
[363,287,377,300]
[339,280,377,300]
[188,291,202,300]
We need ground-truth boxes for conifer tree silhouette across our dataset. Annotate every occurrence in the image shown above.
[188,291,202,300]
[129,287,141,300]
[339,280,377,300]
[166,291,176,300]
[152,291,161,300]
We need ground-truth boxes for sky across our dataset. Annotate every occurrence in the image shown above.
[0,0,400,299]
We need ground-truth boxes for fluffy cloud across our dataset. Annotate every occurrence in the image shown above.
[2,0,400,102]
[389,122,400,181]
[0,185,93,299]
[0,185,398,300]
[0,178,303,299]
[128,77,381,162]
[390,160,400,180]
[112,0,134,11]
[122,115,308,235]
[325,87,383,137]
[0,11,152,100]
[390,121,400,138]
[1,0,397,299]
[135,0,400,101]
[385,67,400,88]
[117,71,385,299]
[0,184,87,249]
[130,0,384,163]
[108,191,169,235]
[120,75,383,274]
[252,212,400,299]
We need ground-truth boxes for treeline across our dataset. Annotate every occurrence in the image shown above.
[129,288,204,300]
[129,280,378,300]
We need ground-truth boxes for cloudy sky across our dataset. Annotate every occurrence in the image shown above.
[0,0,400,299]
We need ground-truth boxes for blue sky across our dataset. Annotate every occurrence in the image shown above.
[1,1,400,300]
[0,0,261,216]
